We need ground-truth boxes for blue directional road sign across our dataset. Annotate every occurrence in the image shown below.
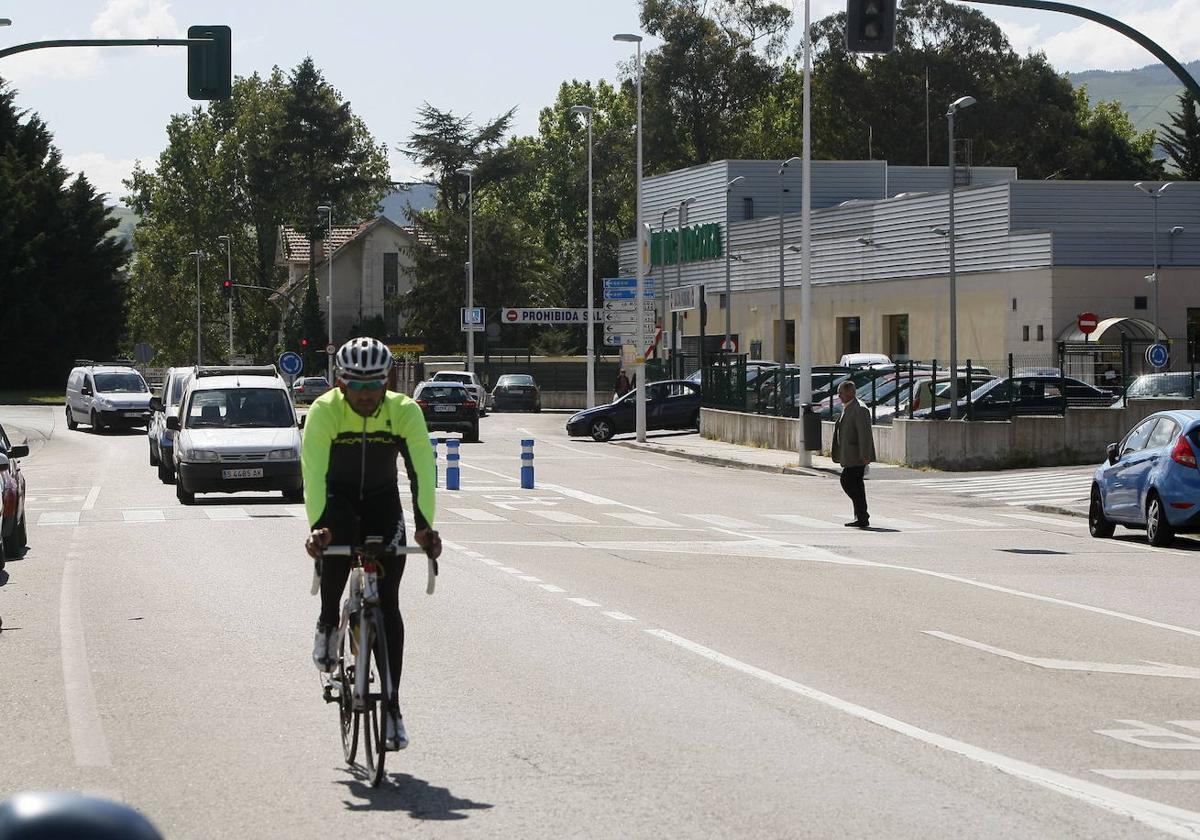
[279,351,303,376]
[1146,343,1170,368]
[603,289,657,300]
[603,277,656,289]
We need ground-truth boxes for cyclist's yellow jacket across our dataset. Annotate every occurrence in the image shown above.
[301,389,436,534]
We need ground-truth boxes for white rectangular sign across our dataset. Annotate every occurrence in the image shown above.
[500,308,603,325]
[602,299,655,312]
[668,285,700,312]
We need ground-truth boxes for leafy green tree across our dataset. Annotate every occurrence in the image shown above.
[1159,90,1200,179]
[0,80,126,387]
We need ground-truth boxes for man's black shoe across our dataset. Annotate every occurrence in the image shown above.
[844,519,869,528]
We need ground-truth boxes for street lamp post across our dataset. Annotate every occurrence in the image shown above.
[724,175,745,354]
[778,157,800,365]
[456,166,476,373]
[187,250,205,366]
[317,204,334,383]
[614,32,646,441]
[674,197,695,376]
[218,234,233,359]
[1135,181,1173,358]
[947,95,976,418]
[569,105,596,407]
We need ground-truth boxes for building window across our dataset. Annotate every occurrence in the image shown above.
[1011,298,1017,311]
[1037,324,1044,341]
[743,197,754,221]
[1134,296,1148,310]
[718,293,727,310]
[1022,325,1030,342]
[383,252,399,297]
[884,314,908,360]
[838,316,861,357]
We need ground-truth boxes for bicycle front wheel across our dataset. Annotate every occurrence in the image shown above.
[359,610,390,787]
[338,628,358,764]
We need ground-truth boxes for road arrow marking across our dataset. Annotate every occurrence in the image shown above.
[925,631,1200,679]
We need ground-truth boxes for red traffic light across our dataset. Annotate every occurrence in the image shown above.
[300,338,309,348]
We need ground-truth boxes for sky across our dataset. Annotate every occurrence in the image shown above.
[2,0,1198,205]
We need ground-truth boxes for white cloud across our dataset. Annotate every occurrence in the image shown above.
[1030,0,1200,71]
[3,0,178,83]
[994,21,1043,58]
[61,151,141,204]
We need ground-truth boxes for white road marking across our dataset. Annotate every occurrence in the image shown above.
[39,511,81,525]
[122,509,166,523]
[603,611,638,622]
[60,550,111,767]
[538,584,566,593]
[915,511,1006,528]
[865,515,931,531]
[203,507,249,521]
[539,482,660,514]
[1093,770,1200,780]
[567,597,600,607]
[603,512,678,528]
[683,513,763,530]
[1000,513,1086,528]
[761,513,844,529]
[518,575,542,582]
[646,628,1200,838]
[530,510,595,524]
[447,507,505,522]
[498,566,524,574]
[925,631,1200,679]
[479,558,501,566]
[82,485,101,510]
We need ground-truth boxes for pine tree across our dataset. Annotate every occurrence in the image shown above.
[1159,91,1200,180]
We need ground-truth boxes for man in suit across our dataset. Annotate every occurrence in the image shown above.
[831,380,876,527]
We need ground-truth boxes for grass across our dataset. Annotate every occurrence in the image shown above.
[0,390,65,405]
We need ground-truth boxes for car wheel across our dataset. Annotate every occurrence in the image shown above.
[65,406,78,431]
[1088,484,1115,538]
[176,482,195,505]
[282,487,304,503]
[1146,494,1174,547]
[3,512,25,558]
[158,459,175,484]
[590,418,614,442]
[90,410,105,433]
[149,441,159,467]
[465,424,480,443]
[0,528,5,571]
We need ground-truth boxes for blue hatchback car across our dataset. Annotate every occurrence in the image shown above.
[1090,409,1200,546]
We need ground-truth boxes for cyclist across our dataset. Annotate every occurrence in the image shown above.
[302,336,441,751]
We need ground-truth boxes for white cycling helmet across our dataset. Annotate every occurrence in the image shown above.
[336,337,392,380]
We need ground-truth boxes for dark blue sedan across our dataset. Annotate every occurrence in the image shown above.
[1090,409,1200,546]
[566,380,701,442]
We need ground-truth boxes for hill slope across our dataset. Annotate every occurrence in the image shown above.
[1068,60,1200,135]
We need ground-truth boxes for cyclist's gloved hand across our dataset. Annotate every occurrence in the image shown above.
[306,527,332,559]
[415,528,442,561]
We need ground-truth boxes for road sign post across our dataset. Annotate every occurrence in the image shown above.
[1078,312,1099,337]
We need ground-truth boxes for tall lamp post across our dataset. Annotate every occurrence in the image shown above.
[778,157,800,364]
[217,234,233,359]
[724,175,745,353]
[1135,181,1173,358]
[187,250,205,366]
[317,204,334,384]
[946,95,976,418]
[673,197,695,375]
[614,32,646,441]
[569,105,596,407]
[456,166,476,373]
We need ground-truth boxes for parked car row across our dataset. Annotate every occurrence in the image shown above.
[0,422,29,569]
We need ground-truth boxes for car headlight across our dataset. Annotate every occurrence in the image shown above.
[268,448,299,461]
[93,397,113,410]
[184,448,218,462]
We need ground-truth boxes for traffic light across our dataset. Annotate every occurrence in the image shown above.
[187,25,232,100]
[221,278,232,299]
[300,337,310,349]
[845,0,895,53]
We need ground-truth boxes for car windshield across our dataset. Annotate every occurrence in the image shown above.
[436,373,470,383]
[186,388,293,428]
[498,375,534,386]
[419,386,468,401]
[1126,373,1195,398]
[94,372,148,393]
[968,378,1008,401]
[166,373,189,406]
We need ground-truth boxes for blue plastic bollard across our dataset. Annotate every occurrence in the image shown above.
[520,438,535,489]
[431,436,439,487]
[446,438,461,490]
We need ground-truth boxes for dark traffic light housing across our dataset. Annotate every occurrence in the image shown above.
[187,25,231,100]
[300,338,310,349]
[221,278,232,299]
[846,0,896,54]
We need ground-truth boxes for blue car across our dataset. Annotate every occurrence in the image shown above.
[1090,409,1200,546]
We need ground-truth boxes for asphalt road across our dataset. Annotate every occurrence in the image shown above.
[1,405,1198,839]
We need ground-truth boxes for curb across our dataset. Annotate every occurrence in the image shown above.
[1027,503,1087,519]
[612,440,834,478]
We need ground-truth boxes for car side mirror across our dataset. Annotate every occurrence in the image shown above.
[1106,442,1119,465]
[149,396,163,412]
[81,386,92,396]
[0,453,8,472]
[166,416,181,431]
[9,444,29,459]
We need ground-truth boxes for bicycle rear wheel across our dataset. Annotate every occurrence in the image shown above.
[359,610,390,787]
[338,628,358,763]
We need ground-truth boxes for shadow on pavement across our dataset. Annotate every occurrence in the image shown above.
[1110,533,1200,552]
[338,769,493,820]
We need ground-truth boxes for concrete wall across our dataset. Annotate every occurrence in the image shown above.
[703,399,1199,470]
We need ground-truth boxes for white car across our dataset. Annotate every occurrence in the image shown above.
[429,370,488,415]
[148,366,193,483]
[169,369,303,505]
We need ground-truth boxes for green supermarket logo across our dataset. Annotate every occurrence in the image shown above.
[651,223,722,267]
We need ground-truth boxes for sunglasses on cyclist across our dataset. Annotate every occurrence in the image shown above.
[344,379,386,392]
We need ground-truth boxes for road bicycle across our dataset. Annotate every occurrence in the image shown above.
[312,537,437,787]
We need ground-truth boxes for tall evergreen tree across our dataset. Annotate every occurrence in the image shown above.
[1159,90,1200,180]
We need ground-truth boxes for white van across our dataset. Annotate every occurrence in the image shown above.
[838,353,892,369]
[147,367,194,483]
[168,368,302,505]
[65,363,152,432]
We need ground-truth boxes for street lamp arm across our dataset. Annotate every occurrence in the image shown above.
[0,36,212,60]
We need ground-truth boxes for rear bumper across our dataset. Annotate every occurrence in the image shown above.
[426,419,477,433]
[177,460,301,494]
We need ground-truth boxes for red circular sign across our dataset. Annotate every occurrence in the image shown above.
[1077,312,1099,335]
[505,309,518,322]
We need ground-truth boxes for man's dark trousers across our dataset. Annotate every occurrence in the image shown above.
[840,465,868,524]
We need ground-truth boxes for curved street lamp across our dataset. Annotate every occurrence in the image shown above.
[947,95,976,417]
[777,157,801,364]
[569,105,595,406]
[317,204,333,382]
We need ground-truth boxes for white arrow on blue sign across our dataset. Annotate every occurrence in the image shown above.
[603,277,657,289]
[604,289,657,300]
[278,351,303,376]
[603,334,630,346]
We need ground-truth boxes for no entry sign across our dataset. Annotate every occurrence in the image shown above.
[1077,312,1099,335]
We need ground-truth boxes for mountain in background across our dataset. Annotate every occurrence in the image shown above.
[1069,60,1200,136]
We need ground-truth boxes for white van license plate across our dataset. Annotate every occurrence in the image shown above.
[222,468,264,479]
[124,411,145,418]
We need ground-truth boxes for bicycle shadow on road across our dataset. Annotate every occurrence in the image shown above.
[338,771,493,820]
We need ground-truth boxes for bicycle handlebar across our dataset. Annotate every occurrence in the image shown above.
[310,544,438,596]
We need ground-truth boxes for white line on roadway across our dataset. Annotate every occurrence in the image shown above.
[82,485,101,510]
[1093,770,1200,781]
[567,598,600,607]
[60,548,111,767]
[1000,513,1086,528]
[925,631,1200,679]
[645,628,1200,838]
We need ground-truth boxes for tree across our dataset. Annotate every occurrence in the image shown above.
[1159,90,1200,179]
[0,80,126,387]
